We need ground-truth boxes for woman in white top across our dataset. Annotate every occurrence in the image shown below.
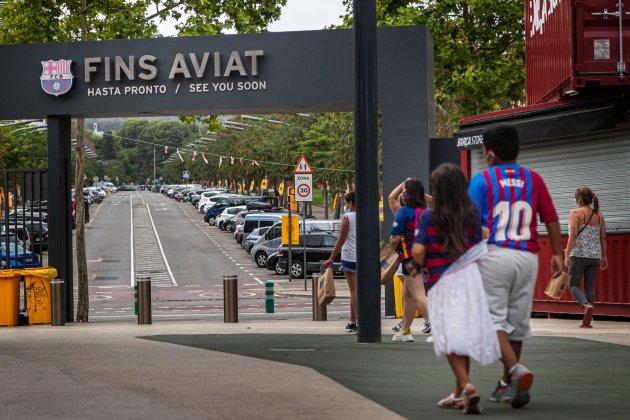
[565,186,608,328]
[324,192,357,334]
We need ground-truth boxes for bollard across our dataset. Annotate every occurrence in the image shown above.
[137,278,152,325]
[265,280,274,313]
[311,273,327,321]
[51,280,65,326]
[223,275,238,323]
[134,283,138,315]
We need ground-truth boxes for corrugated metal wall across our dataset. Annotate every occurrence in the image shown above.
[470,130,630,233]
[469,130,630,316]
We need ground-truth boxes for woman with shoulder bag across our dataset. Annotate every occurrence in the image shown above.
[565,187,608,328]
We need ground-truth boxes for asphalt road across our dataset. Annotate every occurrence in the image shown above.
[75,191,352,323]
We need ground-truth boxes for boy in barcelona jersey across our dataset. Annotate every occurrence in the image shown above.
[468,123,563,409]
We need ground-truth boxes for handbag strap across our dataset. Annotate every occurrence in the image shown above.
[577,210,595,236]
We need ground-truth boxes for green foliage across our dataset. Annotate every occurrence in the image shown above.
[0,127,48,171]
[340,0,525,135]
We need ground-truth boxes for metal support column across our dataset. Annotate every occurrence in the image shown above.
[47,116,73,322]
[353,0,381,342]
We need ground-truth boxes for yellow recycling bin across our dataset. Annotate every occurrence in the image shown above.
[0,270,22,326]
[22,267,58,325]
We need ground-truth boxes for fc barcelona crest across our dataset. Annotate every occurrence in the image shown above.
[40,59,74,96]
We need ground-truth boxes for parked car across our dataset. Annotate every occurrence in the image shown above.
[198,192,238,213]
[276,232,341,278]
[1,241,42,268]
[250,219,337,268]
[236,213,284,244]
[216,206,247,230]
[204,196,267,225]
[243,226,270,254]
[265,252,286,275]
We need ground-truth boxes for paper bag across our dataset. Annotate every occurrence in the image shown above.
[380,244,400,285]
[544,271,570,299]
[317,267,336,305]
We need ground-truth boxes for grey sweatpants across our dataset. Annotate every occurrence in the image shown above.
[478,246,538,341]
[569,256,600,307]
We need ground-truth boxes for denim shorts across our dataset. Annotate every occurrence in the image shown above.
[340,260,357,273]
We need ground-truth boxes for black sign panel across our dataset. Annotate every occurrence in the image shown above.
[0,27,429,119]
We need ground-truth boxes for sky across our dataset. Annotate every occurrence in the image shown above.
[159,0,347,36]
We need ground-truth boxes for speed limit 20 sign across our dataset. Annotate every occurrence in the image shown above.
[293,155,313,202]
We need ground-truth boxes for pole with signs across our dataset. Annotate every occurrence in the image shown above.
[294,155,313,289]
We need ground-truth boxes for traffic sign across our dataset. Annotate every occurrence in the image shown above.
[92,176,99,182]
[294,173,313,202]
[293,155,313,174]
[182,171,190,179]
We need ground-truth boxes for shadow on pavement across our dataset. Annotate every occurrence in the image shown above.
[142,334,629,419]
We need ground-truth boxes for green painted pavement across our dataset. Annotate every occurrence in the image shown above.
[142,334,628,419]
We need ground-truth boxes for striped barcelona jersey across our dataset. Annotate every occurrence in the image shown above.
[414,208,482,288]
[468,163,558,253]
[391,206,425,260]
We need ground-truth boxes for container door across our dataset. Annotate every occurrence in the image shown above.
[578,0,630,77]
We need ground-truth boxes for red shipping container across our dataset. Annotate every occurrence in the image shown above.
[527,0,630,105]
[533,234,630,318]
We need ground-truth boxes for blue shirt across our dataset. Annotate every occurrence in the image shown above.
[391,206,425,260]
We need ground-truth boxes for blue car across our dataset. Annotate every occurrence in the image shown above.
[1,242,42,269]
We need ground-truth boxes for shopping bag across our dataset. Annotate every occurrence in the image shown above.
[544,271,570,299]
[380,244,400,285]
[317,267,336,305]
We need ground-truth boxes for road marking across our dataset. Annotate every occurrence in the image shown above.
[139,193,177,286]
[87,257,103,263]
[130,194,135,287]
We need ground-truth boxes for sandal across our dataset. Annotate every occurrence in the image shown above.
[462,383,482,414]
[582,305,594,327]
[438,393,464,410]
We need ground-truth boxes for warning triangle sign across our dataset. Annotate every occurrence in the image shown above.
[293,155,313,174]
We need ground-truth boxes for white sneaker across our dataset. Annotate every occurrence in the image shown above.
[392,332,414,342]
[426,335,434,343]
[391,320,403,331]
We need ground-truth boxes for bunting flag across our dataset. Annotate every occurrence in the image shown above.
[192,151,197,161]
[164,146,168,153]
[230,156,235,165]
[239,158,243,166]
[219,156,223,167]
[252,160,260,167]
[177,149,184,162]
[202,153,208,164]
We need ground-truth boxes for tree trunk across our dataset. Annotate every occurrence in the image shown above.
[75,0,89,322]
[323,181,329,219]
[75,118,89,322]
[333,191,341,220]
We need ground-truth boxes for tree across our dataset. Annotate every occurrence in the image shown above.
[0,0,287,322]
[340,0,525,135]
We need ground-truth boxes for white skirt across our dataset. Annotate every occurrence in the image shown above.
[427,262,500,366]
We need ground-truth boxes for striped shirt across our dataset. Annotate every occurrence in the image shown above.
[468,163,558,253]
[391,206,426,260]
[414,208,482,288]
